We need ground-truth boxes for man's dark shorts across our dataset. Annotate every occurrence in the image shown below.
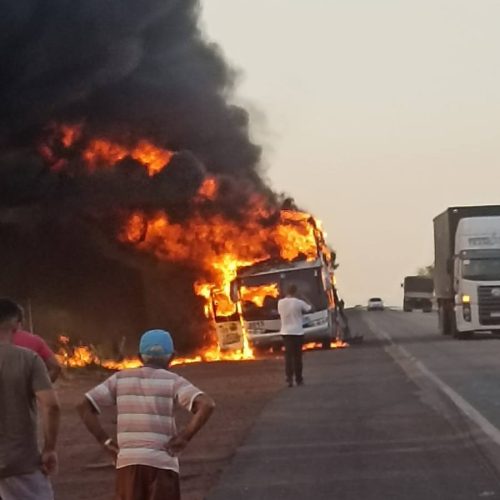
[115,465,180,500]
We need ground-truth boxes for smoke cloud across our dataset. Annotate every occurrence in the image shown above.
[0,0,277,351]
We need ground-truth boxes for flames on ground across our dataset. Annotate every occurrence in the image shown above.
[56,337,348,370]
[55,335,252,370]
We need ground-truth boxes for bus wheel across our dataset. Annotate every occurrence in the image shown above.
[455,330,473,340]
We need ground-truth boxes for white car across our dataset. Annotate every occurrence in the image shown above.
[367,297,385,311]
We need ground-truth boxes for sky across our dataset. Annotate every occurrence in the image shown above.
[201,0,500,306]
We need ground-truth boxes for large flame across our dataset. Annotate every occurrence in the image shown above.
[240,284,280,308]
[40,123,173,176]
[41,126,337,364]
[83,138,173,176]
[121,201,324,321]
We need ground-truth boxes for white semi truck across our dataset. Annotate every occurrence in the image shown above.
[434,206,500,338]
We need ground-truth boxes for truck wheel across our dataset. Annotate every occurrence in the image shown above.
[404,307,412,312]
[423,307,432,313]
[449,313,459,338]
[439,304,451,335]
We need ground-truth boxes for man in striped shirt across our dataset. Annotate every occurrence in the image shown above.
[77,329,215,500]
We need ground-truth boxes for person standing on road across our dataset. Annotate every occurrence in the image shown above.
[77,329,216,500]
[0,298,61,500]
[12,306,61,382]
[278,285,312,387]
[336,299,352,342]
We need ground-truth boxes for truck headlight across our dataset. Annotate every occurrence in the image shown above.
[462,294,471,304]
[463,303,472,322]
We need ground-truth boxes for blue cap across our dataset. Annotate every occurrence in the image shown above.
[139,329,174,356]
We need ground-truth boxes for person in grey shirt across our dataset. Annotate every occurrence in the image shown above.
[0,298,60,500]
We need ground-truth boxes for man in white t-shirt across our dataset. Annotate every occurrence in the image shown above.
[278,285,312,387]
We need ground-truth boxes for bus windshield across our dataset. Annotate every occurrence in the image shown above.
[238,267,328,321]
[238,273,281,321]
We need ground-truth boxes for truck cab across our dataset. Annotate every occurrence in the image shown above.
[434,207,500,338]
[453,217,500,335]
[403,276,433,312]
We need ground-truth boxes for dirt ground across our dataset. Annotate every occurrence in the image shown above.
[51,357,284,500]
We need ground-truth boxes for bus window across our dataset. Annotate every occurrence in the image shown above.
[280,268,328,312]
[238,273,281,321]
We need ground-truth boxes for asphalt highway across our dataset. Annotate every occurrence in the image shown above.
[208,309,500,499]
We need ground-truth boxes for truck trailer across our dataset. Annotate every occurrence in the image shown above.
[403,276,433,312]
[434,206,500,338]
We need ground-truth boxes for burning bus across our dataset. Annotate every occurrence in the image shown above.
[0,0,346,364]
[207,211,337,351]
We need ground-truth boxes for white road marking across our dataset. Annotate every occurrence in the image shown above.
[366,317,500,449]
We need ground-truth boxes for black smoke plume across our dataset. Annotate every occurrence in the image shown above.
[0,0,277,352]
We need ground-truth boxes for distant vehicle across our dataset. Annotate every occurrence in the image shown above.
[403,276,433,313]
[434,206,500,338]
[367,298,385,311]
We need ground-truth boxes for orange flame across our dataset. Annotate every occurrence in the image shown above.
[60,123,83,148]
[40,123,174,177]
[302,340,349,351]
[119,196,328,356]
[83,138,173,176]
[121,206,322,324]
[240,283,280,307]
[55,336,255,370]
[197,177,218,201]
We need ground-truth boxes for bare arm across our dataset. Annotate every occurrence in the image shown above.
[166,394,216,456]
[182,394,216,441]
[36,388,61,475]
[300,298,313,312]
[76,398,118,461]
[45,354,62,383]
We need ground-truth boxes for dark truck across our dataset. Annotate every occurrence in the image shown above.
[403,276,433,312]
[434,205,500,338]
